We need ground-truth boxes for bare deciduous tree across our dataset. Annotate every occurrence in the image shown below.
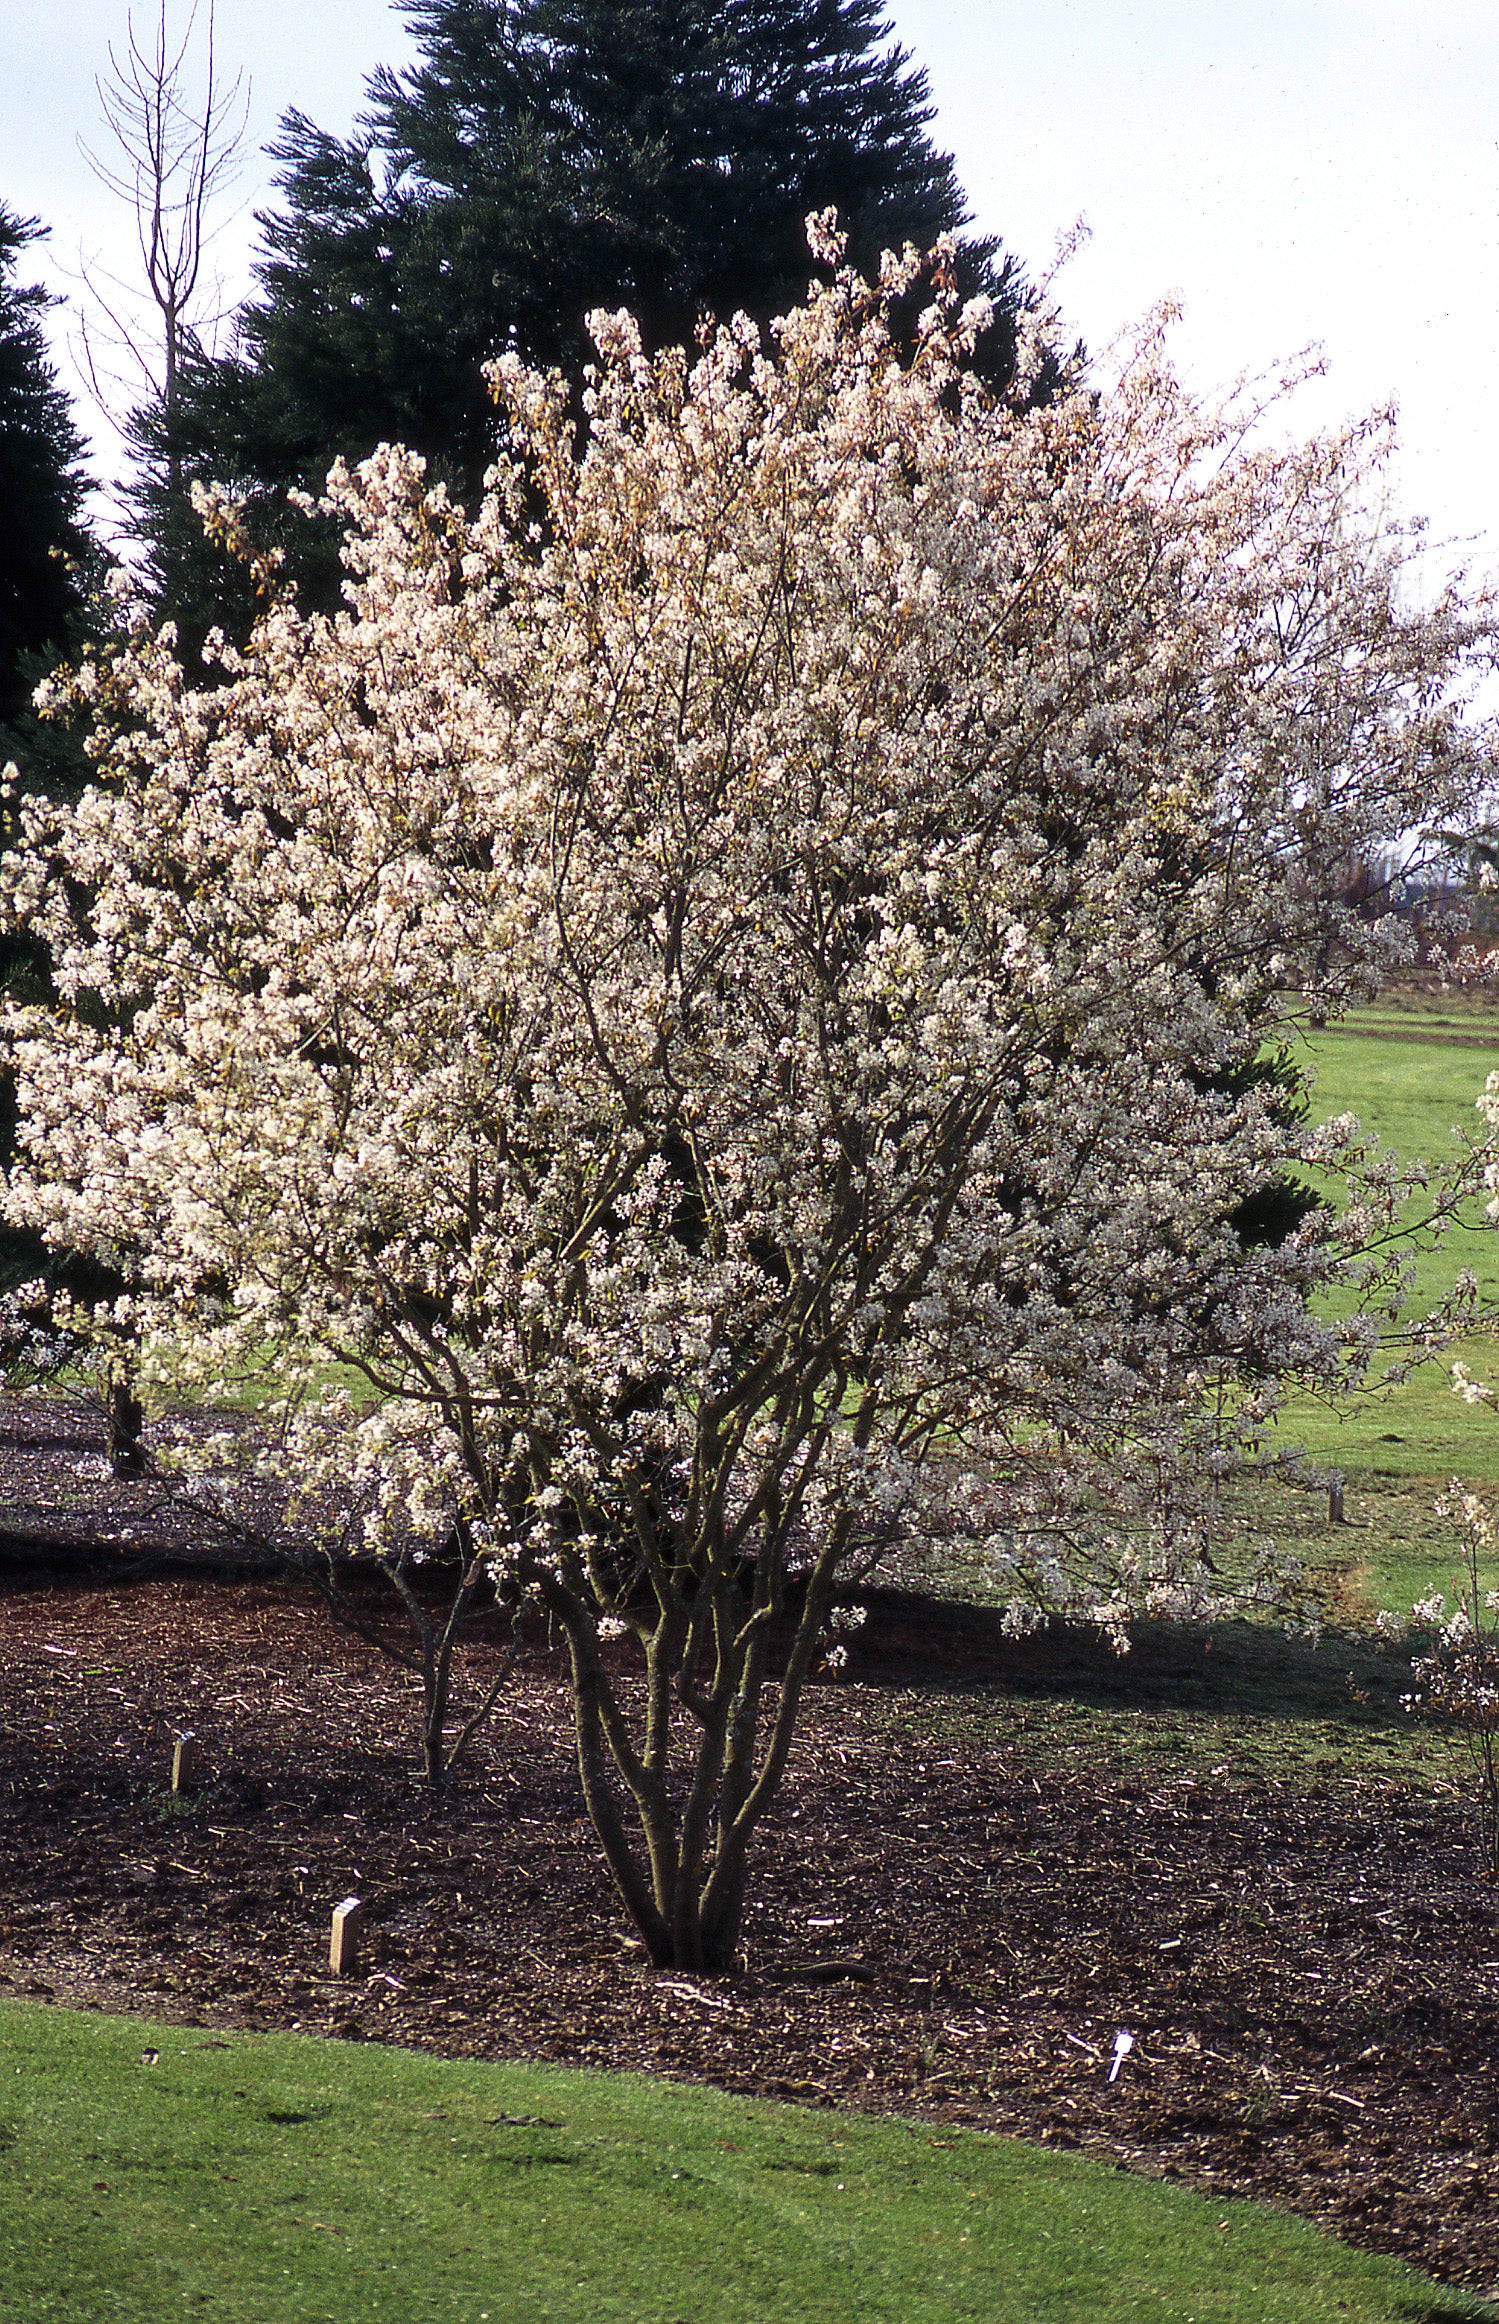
[63,5,249,1469]
[76,0,248,495]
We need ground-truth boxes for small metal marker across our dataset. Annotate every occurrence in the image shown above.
[171,1732,200,1794]
[329,1895,364,1976]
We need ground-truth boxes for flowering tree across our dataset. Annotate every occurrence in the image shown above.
[3,226,1492,1969]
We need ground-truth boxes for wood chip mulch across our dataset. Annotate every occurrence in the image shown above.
[0,1400,1497,2307]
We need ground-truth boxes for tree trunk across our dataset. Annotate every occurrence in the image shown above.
[420,1651,451,1797]
[558,1543,842,1971]
[107,1378,145,1479]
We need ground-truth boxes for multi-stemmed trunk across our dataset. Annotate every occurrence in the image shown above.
[543,1522,847,1973]
[310,1529,525,1799]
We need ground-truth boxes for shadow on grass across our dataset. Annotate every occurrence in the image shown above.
[840,1585,1415,1733]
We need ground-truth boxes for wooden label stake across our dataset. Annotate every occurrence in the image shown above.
[329,1895,364,1975]
[171,1733,199,1794]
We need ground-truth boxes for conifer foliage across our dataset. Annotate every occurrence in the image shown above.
[157,0,1036,551]
[0,207,93,772]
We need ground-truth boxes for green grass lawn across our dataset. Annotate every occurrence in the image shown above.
[0,2002,1485,2324]
[1245,1469,1491,1627]
[1267,1000,1499,1481]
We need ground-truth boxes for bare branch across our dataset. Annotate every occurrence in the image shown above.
[75,0,249,459]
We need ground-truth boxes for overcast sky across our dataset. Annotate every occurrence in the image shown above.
[5,0,1498,591]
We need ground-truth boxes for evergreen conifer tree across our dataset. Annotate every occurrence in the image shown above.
[0,206,96,784]
[150,0,1046,627]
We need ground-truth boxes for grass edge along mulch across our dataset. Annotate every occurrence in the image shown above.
[0,1999,1489,2324]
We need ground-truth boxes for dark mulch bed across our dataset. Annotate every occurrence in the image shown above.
[1,1399,1498,2305]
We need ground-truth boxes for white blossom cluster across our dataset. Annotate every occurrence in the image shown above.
[0,230,1493,1950]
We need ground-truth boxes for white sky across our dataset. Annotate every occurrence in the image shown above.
[4,0,1498,592]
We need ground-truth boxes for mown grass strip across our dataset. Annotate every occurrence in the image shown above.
[0,2002,1485,2322]
[1267,1010,1499,1482]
